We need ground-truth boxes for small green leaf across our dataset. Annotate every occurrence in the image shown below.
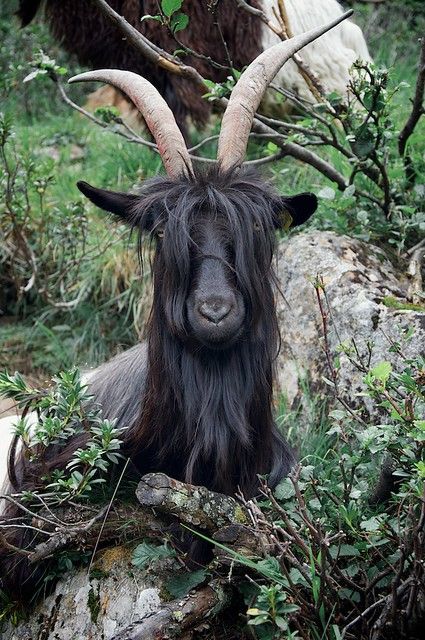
[360,517,381,532]
[275,615,289,630]
[329,544,360,559]
[274,478,295,501]
[318,186,335,200]
[132,541,176,568]
[343,184,356,198]
[352,123,375,158]
[170,12,189,32]
[166,569,206,598]
[370,361,392,384]
[161,0,182,17]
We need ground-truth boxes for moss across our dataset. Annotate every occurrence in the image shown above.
[95,546,129,572]
[158,585,174,602]
[87,585,101,624]
[89,568,110,581]
[172,610,185,623]
[234,505,248,524]
[382,296,425,312]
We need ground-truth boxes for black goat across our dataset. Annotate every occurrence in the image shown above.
[0,12,351,599]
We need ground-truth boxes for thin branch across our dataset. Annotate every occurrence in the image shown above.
[86,0,364,192]
[235,0,280,34]
[57,77,158,151]
[275,0,328,102]
[90,0,206,86]
[87,458,130,574]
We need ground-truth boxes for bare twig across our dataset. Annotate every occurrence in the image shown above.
[90,0,206,88]
[235,0,280,34]
[87,458,130,574]
[82,0,360,193]
[237,0,327,102]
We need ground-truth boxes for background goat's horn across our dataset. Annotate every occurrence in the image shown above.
[217,10,353,171]
[69,70,193,178]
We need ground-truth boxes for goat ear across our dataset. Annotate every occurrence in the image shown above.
[77,181,140,222]
[274,192,318,229]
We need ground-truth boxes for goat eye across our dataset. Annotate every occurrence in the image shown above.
[155,227,164,239]
[253,221,261,232]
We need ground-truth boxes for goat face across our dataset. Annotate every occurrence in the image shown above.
[69,15,354,350]
[78,167,317,351]
[184,216,246,348]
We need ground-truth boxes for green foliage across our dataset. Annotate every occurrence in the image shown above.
[0,111,157,374]
[275,60,425,251]
[247,585,299,639]
[131,541,176,569]
[0,368,124,502]
[166,569,207,598]
[224,332,424,639]
[141,0,190,34]
[0,2,83,120]
[94,105,121,124]
[23,50,67,83]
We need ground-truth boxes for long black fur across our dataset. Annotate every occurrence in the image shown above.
[0,166,313,598]
[16,0,264,133]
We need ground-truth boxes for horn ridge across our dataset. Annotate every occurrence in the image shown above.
[69,69,193,178]
[217,10,354,171]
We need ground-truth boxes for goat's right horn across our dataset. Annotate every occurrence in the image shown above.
[69,70,193,179]
[217,10,353,171]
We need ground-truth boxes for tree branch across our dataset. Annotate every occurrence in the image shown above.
[84,0,356,190]
[90,0,206,87]
[111,580,230,640]
[399,36,425,149]
[136,473,249,530]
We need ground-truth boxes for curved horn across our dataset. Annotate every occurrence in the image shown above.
[68,70,193,178]
[217,10,353,171]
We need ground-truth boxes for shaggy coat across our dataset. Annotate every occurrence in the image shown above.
[0,166,317,598]
[17,0,262,131]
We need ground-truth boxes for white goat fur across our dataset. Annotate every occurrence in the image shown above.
[0,371,96,514]
[0,414,20,509]
[262,0,372,102]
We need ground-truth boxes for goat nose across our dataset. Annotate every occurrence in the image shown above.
[199,300,232,324]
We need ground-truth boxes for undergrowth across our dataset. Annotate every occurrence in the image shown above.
[1,1,424,375]
[0,322,423,638]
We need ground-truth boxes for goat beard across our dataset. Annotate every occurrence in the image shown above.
[124,302,293,497]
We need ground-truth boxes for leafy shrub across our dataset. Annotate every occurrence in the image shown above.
[0,369,124,502]
[231,324,425,639]
[0,112,152,372]
[0,318,423,638]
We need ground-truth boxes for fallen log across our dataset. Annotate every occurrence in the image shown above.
[111,579,230,640]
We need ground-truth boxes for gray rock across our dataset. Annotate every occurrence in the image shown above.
[2,547,170,640]
[276,231,424,411]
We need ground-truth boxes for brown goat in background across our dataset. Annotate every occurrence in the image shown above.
[17,1,371,135]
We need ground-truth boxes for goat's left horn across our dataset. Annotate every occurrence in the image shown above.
[68,70,193,179]
[216,10,353,171]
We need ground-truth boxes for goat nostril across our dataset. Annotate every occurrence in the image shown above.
[199,301,232,324]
